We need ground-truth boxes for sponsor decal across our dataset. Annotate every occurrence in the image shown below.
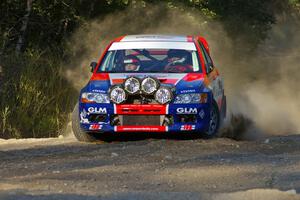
[199,109,205,119]
[116,104,166,115]
[180,125,196,131]
[80,109,89,124]
[89,124,103,130]
[91,89,106,93]
[116,126,167,132]
[180,89,196,94]
[88,107,107,114]
[108,73,187,85]
[176,108,198,114]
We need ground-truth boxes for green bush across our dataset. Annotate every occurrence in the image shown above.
[0,50,77,138]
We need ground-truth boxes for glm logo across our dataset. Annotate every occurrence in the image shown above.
[176,108,198,114]
[88,107,107,114]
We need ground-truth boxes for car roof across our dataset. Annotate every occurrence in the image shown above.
[117,35,193,42]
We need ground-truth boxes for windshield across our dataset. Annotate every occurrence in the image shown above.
[97,48,201,73]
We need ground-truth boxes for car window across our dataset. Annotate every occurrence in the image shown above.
[97,48,202,73]
[199,42,213,73]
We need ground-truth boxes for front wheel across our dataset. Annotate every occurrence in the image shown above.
[203,101,220,138]
[72,103,97,142]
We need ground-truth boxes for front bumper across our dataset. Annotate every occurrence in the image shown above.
[79,103,211,133]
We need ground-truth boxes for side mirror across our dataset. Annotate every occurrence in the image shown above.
[90,61,97,72]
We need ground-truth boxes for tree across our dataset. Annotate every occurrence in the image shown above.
[15,0,33,54]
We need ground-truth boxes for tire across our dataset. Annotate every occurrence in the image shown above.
[203,101,220,138]
[72,103,97,142]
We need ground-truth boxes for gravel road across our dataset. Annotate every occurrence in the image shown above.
[0,133,300,200]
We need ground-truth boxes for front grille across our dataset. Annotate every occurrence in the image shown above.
[121,115,161,126]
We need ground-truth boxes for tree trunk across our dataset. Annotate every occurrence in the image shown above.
[15,0,33,54]
[89,1,95,18]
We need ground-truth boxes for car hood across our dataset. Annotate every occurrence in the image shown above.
[86,73,207,94]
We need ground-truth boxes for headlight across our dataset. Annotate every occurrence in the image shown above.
[174,93,208,104]
[109,86,127,104]
[81,93,110,103]
[124,77,140,94]
[155,87,173,104]
[141,77,159,95]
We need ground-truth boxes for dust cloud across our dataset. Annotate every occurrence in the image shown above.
[65,4,300,138]
[224,14,300,138]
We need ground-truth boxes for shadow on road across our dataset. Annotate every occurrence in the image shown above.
[94,132,210,143]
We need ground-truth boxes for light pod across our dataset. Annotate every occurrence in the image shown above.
[155,87,173,104]
[123,76,141,94]
[109,85,127,104]
[141,77,160,95]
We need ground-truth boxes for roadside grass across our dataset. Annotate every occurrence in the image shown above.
[0,50,77,138]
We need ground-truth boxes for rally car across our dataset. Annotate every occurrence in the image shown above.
[72,35,226,142]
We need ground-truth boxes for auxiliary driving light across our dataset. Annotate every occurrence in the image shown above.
[141,77,159,95]
[109,85,127,104]
[155,87,173,104]
[124,76,140,94]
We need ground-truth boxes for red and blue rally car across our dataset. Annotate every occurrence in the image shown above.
[72,35,226,142]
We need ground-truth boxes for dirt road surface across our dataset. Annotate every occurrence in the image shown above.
[0,134,300,200]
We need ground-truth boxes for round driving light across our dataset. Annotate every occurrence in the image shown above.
[141,77,159,94]
[174,95,183,104]
[124,76,140,94]
[94,93,110,103]
[155,87,173,104]
[109,85,127,104]
[86,93,95,101]
[182,94,192,103]
[94,94,103,103]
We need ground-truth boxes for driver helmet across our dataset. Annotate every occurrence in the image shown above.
[124,55,141,71]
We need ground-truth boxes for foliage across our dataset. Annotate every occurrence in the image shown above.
[0,51,77,138]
